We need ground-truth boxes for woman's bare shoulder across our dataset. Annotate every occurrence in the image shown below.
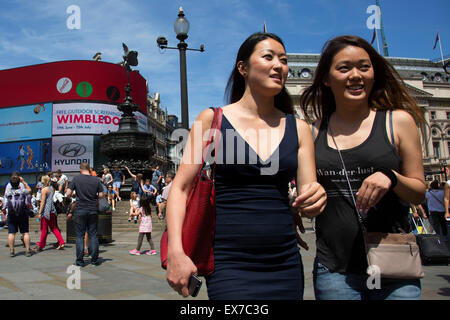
[392,109,416,126]
[295,117,311,131]
[196,108,215,122]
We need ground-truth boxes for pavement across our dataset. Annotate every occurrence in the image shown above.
[0,219,448,300]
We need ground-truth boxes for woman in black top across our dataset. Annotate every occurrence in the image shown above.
[300,35,426,300]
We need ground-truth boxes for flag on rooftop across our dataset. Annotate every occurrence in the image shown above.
[433,32,440,50]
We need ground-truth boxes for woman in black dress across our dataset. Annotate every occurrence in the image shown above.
[166,32,326,299]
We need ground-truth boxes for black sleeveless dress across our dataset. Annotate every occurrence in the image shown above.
[205,112,304,300]
[314,110,411,274]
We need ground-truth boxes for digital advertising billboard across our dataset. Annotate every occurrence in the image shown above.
[51,135,94,172]
[0,61,148,114]
[0,139,52,175]
[52,102,148,135]
[0,103,52,143]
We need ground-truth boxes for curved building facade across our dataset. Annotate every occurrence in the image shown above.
[0,60,148,186]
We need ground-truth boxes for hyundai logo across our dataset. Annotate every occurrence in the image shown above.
[58,143,87,157]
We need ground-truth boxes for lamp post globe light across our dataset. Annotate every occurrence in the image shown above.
[174,8,189,41]
[157,7,204,130]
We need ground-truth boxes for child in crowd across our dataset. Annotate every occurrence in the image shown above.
[106,185,119,211]
[156,192,163,218]
[30,193,39,217]
[128,191,140,223]
[129,195,156,256]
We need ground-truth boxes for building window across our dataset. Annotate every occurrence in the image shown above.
[433,142,441,158]
[300,68,312,79]
[288,68,294,78]
[448,142,450,156]
[421,72,428,81]
[447,112,450,120]
[435,73,442,82]
[431,111,436,120]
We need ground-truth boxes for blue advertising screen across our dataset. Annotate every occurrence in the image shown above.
[0,139,51,174]
[0,103,52,143]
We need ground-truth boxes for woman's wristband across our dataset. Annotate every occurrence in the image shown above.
[375,168,398,189]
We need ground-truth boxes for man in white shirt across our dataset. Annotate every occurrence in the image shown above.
[56,169,69,193]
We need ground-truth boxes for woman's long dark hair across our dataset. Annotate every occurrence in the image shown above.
[299,35,425,126]
[430,180,440,190]
[224,32,294,115]
[140,195,152,216]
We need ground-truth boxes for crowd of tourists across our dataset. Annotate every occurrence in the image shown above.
[0,164,173,265]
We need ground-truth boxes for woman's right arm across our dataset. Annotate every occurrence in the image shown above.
[444,184,450,219]
[166,108,215,297]
[125,166,136,179]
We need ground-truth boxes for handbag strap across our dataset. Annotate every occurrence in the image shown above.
[207,107,223,183]
[185,108,222,206]
[428,190,445,206]
[191,107,223,182]
[328,120,367,234]
[202,107,223,165]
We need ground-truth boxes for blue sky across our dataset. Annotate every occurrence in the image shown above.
[0,0,449,126]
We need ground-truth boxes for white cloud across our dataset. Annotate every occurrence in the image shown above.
[2,0,447,122]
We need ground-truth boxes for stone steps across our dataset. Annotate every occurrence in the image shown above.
[27,200,164,232]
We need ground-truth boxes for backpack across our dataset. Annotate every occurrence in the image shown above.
[6,189,30,216]
[98,197,111,213]
[98,183,111,212]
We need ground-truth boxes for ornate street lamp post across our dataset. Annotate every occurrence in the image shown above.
[157,7,204,129]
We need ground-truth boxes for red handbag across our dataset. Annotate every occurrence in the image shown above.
[160,107,222,276]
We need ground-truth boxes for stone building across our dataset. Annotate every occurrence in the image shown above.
[286,53,450,182]
[166,114,182,172]
[147,92,179,172]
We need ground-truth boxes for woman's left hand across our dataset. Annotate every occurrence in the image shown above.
[356,171,392,212]
[292,182,327,218]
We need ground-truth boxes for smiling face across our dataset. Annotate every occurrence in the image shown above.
[324,45,375,107]
[239,38,288,97]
